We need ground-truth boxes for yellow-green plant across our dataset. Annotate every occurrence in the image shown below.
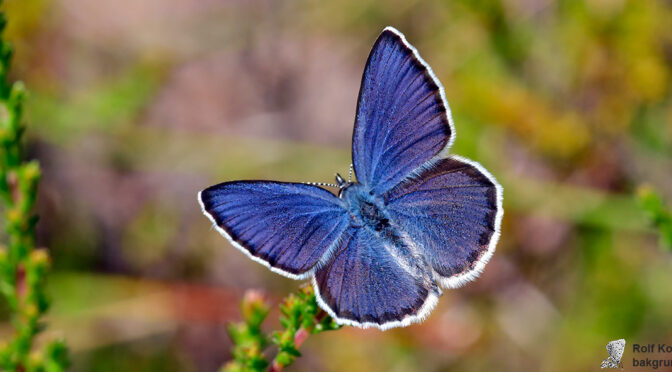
[638,185,672,250]
[222,285,340,372]
[0,3,68,371]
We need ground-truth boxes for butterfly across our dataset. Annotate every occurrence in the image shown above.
[601,339,625,369]
[199,26,503,330]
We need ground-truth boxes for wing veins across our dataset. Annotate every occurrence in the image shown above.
[370,52,415,166]
[386,163,474,200]
[335,230,356,313]
[370,91,441,180]
[365,42,399,155]
[374,125,446,184]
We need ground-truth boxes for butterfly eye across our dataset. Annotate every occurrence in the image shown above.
[334,173,345,185]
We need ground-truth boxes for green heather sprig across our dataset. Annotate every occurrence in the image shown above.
[637,185,672,251]
[0,3,68,371]
[222,285,340,372]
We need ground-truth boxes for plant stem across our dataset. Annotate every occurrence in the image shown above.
[268,310,328,372]
[223,286,340,372]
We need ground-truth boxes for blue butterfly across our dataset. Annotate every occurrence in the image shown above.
[199,27,503,330]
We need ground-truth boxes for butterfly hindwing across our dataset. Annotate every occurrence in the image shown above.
[313,226,440,329]
[384,156,503,288]
[199,181,350,279]
[352,27,454,195]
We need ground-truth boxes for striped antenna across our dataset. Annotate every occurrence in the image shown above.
[305,181,339,188]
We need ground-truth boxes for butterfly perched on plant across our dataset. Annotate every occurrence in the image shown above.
[199,27,503,330]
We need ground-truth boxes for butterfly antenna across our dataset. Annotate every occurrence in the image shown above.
[305,181,339,188]
[348,163,353,182]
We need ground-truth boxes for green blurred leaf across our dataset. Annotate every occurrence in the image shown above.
[637,185,672,250]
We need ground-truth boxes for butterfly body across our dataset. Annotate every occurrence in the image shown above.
[340,183,387,229]
[339,181,439,294]
[199,27,503,329]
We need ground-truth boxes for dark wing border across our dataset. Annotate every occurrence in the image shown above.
[311,231,442,333]
[437,155,503,289]
[198,182,349,280]
[312,275,440,330]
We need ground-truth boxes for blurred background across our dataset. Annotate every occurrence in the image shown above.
[2,0,672,370]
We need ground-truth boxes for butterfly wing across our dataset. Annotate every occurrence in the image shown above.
[383,156,503,288]
[199,181,350,279]
[313,225,440,329]
[352,27,454,195]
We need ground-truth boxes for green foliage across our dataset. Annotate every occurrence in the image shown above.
[222,285,340,372]
[26,60,167,146]
[0,3,68,371]
[270,286,340,370]
[637,185,672,250]
[224,290,271,372]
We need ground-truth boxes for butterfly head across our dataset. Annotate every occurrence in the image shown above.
[335,173,350,188]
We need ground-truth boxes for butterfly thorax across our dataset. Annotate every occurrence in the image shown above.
[339,183,390,232]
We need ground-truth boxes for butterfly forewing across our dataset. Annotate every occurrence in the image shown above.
[352,28,453,195]
[199,181,350,279]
